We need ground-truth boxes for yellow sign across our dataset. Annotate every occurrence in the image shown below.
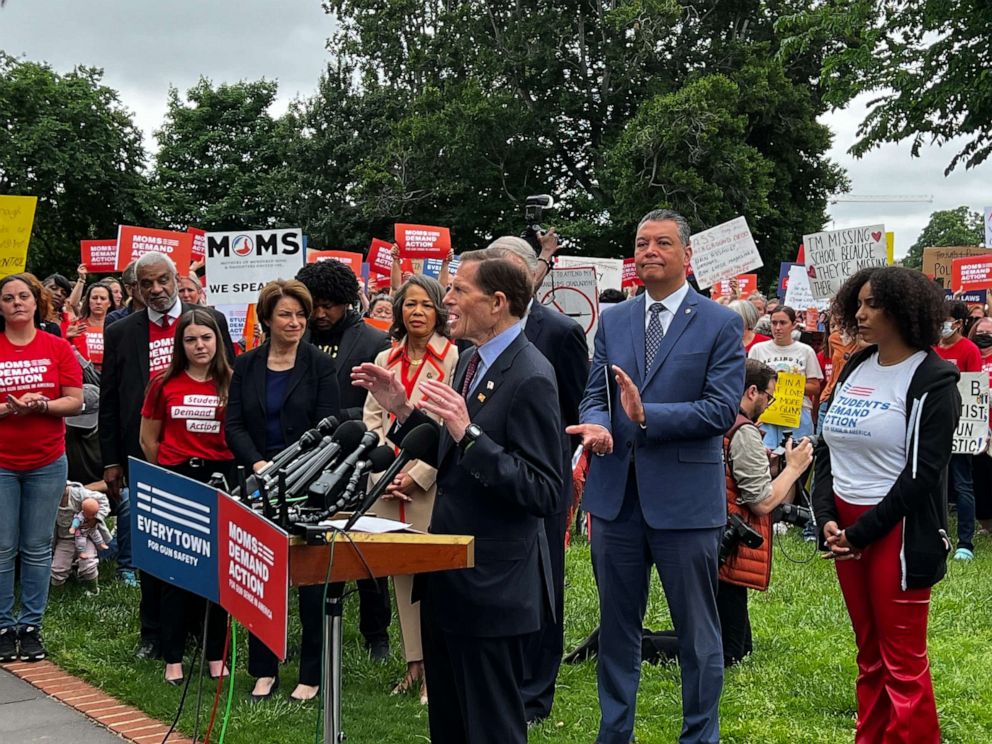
[886,232,894,265]
[759,372,804,429]
[0,196,38,273]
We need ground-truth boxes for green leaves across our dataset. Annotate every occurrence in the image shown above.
[903,207,985,270]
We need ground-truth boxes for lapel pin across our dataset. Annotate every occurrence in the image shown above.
[685,308,691,314]
[486,381,494,390]
[477,393,487,403]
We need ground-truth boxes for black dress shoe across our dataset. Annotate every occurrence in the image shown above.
[366,638,390,662]
[134,640,161,660]
[249,677,279,703]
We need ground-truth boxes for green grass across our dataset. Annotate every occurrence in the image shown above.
[41,525,992,743]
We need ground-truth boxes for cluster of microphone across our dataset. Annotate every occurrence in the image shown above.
[224,416,440,532]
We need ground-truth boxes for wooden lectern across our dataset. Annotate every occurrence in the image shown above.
[290,531,474,743]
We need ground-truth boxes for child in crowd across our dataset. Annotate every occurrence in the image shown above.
[51,483,111,595]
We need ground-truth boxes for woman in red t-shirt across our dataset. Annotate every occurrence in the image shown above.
[0,274,83,663]
[139,308,234,685]
[65,282,116,371]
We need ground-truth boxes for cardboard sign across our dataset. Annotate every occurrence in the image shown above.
[952,254,992,291]
[307,249,363,278]
[921,246,991,283]
[758,372,804,429]
[205,228,304,305]
[539,267,598,356]
[0,195,38,273]
[621,257,643,288]
[188,227,207,262]
[80,239,118,273]
[556,255,623,292]
[217,496,289,660]
[886,231,895,265]
[116,225,193,272]
[368,238,395,276]
[395,224,451,260]
[710,274,758,299]
[689,216,763,290]
[953,372,989,454]
[803,224,886,299]
[784,264,829,311]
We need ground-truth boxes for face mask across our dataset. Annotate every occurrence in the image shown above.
[941,321,957,339]
[974,332,992,349]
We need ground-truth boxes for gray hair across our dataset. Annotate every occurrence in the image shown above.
[637,209,691,247]
[728,299,759,331]
[748,291,767,305]
[134,251,178,276]
[486,236,538,273]
[121,260,138,286]
[390,274,449,340]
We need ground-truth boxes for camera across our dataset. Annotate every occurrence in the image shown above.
[771,431,819,458]
[522,194,554,254]
[771,502,812,528]
[719,513,764,565]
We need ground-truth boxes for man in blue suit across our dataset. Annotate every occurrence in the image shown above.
[568,209,745,744]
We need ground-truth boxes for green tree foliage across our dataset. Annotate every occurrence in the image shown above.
[903,206,985,270]
[0,54,151,278]
[779,0,992,174]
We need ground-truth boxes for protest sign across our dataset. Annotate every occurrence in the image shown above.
[307,249,363,278]
[395,224,451,260]
[784,265,829,311]
[886,232,894,265]
[205,228,304,305]
[215,304,250,341]
[777,262,797,299]
[803,224,886,299]
[621,257,643,288]
[689,216,763,290]
[116,226,193,272]
[951,254,992,291]
[921,246,990,284]
[758,372,804,429]
[539,267,598,354]
[80,239,118,273]
[0,195,37,273]
[368,238,394,276]
[710,274,758,299]
[985,208,992,247]
[556,255,623,292]
[944,288,987,306]
[188,227,207,262]
[953,372,989,454]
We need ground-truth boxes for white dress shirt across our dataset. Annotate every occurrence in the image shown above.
[642,281,690,336]
[147,299,183,328]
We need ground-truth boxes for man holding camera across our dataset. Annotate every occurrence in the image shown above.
[720,359,813,664]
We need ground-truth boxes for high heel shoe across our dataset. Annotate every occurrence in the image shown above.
[248,676,279,703]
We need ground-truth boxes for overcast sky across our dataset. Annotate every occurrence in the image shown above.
[2,0,989,258]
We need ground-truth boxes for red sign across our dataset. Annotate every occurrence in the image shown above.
[116,225,193,272]
[217,497,289,660]
[187,227,206,261]
[710,274,758,299]
[364,316,391,332]
[307,249,363,278]
[80,239,118,273]
[368,238,395,276]
[621,258,643,288]
[952,255,992,292]
[395,223,450,260]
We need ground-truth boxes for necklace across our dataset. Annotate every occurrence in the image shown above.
[409,358,422,366]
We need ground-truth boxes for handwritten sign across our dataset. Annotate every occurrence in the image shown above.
[953,372,989,454]
[117,225,194,272]
[80,239,118,273]
[784,264,829,311]
[921,246,990,284]
[395,223,451,260]
[803,224,886,299]
[0,195,38,273]
[556,255,623,292]
[689,216,763,290]
[621,257,643,288]
[758,372,804,429]
[951,255,992,291]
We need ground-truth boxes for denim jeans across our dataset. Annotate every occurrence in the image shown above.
[107,487,133,570]
[0,455,68,629]
[948,454,976,550]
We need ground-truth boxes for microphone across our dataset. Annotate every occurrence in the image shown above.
[281,421,368,503]
[258,416,338,478]
[300,446,396,523]
[307,430,380,507]
[344,423,439,530]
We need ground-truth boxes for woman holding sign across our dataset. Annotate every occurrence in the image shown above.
[140,308,235,685]
[814,266,957,744]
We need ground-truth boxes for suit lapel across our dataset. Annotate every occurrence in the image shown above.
[335,321,360,371]
[253,344,270,417]
[136,312,151,382]
[643,288,699,387]
[438,350,477,462]
[628,294,646,383]
[524,302,545,348]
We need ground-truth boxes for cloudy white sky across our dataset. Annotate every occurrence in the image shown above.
[2,0,989,258]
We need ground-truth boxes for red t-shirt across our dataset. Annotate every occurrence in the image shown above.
[141,372,233,466]
[68,324,105,367]
[148,319,175,376]
[0,331,83,470]
[934,337,982,373]
[744,333,771,354]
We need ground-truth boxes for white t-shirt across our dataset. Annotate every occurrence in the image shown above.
[822,351,926,504]
[747,340,823,411]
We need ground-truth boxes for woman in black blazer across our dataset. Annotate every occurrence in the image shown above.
[226,279,340,703]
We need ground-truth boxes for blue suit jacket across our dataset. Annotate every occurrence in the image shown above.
[579,288,745,530]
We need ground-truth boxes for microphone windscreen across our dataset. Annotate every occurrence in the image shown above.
[368,445,396,473]
[400,423,440,460]
[333,420,367,450]
[316,416,339,434]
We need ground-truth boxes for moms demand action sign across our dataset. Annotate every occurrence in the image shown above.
[130,458,289,658]
[205,228,304,305]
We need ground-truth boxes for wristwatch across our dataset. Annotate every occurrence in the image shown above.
[459,423,484,452]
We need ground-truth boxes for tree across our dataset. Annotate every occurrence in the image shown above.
[779,1,992,174]
[903,207,985,270]
[0,54,152,278]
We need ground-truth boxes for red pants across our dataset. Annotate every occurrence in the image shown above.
[834,497,940,744]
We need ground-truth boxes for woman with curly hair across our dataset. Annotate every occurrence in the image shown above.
[813,266,958,744]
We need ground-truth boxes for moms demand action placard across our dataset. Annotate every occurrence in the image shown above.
[205,228,304,305]
[130,458,289,658]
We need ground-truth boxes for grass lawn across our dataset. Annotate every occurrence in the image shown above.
[41,525,991,743]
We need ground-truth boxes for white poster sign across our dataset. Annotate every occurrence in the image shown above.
[688,216,763,290]
[555,255,623,292]
[953,372,990,454]
[803,224,886,299]
[539,267,598,357]
[784,265,829,311]
[205,228,305,305]
[985,207,992,247]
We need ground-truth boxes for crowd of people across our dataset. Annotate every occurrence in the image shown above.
[0,209,983,743]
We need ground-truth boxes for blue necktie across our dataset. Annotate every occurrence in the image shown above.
[645,302,666,369]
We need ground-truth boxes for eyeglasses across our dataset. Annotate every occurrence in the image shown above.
[762,390,776,405]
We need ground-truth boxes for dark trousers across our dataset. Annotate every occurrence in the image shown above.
[970,453,992,521]
[139,571,164,644]
[249,584,324,686]
[357,577,391,644]
[948,454,975,550]
[421,593,527,744]
[591,477,723,744]
[160,584,227,664]
[716,581,751,666]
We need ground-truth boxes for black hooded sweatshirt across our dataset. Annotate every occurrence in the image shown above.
[813,346,961,590]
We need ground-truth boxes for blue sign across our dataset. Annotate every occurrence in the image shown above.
[130,458,220,602]
[945,288,986,305]
[778,262,797,300]
[422,257,444,278]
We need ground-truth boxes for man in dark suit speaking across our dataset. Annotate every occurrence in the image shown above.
[352,248,562,744]
[568,209,744,744]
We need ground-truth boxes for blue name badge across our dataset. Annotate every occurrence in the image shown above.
[129,457,220,603]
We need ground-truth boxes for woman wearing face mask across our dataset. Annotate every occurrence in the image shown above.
[968,317,992,536]
[933,300,981,560]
